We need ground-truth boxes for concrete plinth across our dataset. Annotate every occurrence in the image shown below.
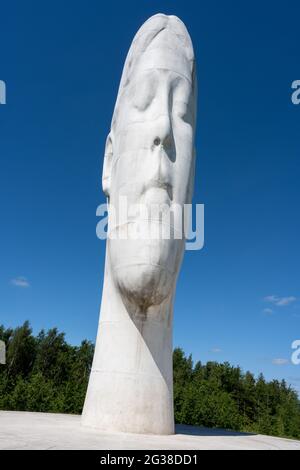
[0,411,299,450]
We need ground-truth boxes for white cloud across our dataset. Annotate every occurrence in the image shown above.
[211,348,222,353]
[10,277,30,288]
[263,308,273,315]
[272,358,289,366]
[277,297,297,306]
[264,295,296,307]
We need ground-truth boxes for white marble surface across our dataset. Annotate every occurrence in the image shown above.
[1,412,300,450]
[82,14,197,434]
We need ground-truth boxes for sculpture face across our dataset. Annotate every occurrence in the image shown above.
[103,18,196,313]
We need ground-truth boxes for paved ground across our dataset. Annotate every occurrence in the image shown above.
[0,411,299,450]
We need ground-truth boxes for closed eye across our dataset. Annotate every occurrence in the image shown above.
[130,72,158,111]
[133,86,155,111]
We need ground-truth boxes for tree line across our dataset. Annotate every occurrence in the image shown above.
[0,322,299,439]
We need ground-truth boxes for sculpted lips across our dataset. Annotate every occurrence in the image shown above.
[142,179,173,203]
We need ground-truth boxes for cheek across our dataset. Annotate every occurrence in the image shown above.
[172,120,193,148]
[115,122,153,155]
[110,147,149,200]
[173,159,194,205]
[171,126,195,204]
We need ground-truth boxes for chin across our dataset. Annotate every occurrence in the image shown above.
[113,262,174,313]
[108,236,184,315]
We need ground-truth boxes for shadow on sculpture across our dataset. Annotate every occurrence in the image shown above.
[82,13,197,435]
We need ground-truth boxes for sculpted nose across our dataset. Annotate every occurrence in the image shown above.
[153,114,173,150]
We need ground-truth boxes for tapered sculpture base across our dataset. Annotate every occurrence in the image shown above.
[82,299,174,435]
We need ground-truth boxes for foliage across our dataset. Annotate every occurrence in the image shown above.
[173,348,300,439]
[0,323,299,439]
[0,322,94,414]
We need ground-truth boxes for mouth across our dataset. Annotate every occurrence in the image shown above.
[142,179,173,201]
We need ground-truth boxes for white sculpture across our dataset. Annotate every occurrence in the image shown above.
[82,13,197,435]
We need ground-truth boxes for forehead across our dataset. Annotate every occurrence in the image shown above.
[134,46,192,84]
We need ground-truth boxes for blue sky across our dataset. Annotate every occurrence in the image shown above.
[0,0,299,392]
